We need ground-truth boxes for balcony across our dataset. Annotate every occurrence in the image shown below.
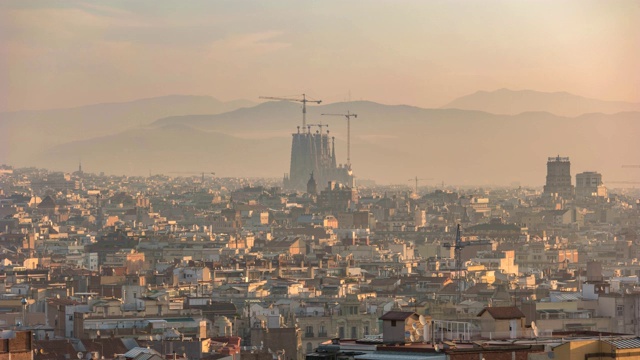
[317,331,328,338]
[304,332,314,338]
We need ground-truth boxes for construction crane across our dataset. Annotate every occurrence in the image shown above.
[408,176,433,195]
[442,224,492,305]
[259,94,322,129]
[321,111,357,167]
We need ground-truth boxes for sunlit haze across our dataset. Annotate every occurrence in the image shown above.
[2,1,639,112]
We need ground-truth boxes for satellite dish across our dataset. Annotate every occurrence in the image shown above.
[531,321,539,338]
[434,344,439,352]
[77,352,83,359]
[419,315,426,325]
[412,323,418,330]
[409,334,415,342]
[416,328,422,336]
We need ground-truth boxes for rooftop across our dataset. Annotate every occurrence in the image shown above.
[477,306,525,320]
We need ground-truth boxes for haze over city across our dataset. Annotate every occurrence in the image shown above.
[3,2,640,360]
[2,1,639,186]
[2,1,639,112]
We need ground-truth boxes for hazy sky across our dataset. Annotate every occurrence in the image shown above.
[1,0,639,112]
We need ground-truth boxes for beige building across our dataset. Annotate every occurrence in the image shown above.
[576,171,607,199]
[104,249,146,274]
[477,306,528,339]
[296,295,380,353]
[471,250,518,276]
[552,338,640,360]
[379,310,419,344]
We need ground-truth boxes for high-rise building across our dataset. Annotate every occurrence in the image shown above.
[543,156,573,198]
[283,127,354,191]
[576,171,607,199]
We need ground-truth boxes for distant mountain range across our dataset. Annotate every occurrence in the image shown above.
[0,95,254,163]
[2,91,639,185]
[442,88,640,117]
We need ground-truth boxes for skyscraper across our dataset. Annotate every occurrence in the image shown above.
[543,155,574,198]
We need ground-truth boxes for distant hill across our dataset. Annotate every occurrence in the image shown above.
[0,95,254,163]
[42,124,290,177]
[442,88,640,117]
[24,101,640,186]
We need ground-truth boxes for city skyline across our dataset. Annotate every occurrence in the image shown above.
[3,2,640,358]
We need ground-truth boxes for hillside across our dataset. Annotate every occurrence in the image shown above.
[23,101,640,186]
[442,89,640,117]
[0,95,254,162]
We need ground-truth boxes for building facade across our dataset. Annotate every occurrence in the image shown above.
[576,171,607,199]
[284,129,354,191]
[543,156,573,198]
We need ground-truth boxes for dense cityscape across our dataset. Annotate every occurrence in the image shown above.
[3,1,640,360]
[0,149,639,359]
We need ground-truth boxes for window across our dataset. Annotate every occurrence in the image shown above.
[391,320,397,327]
[617,305,624,317]
[351,327,357,339]
[339,327,345,339]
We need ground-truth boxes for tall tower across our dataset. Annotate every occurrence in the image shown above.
[543,155,574,198]
[307,172,317,196]
[284,128,354,191]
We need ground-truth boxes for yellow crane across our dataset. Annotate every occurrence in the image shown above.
[321,111,357,167]
[259,94,322,128]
